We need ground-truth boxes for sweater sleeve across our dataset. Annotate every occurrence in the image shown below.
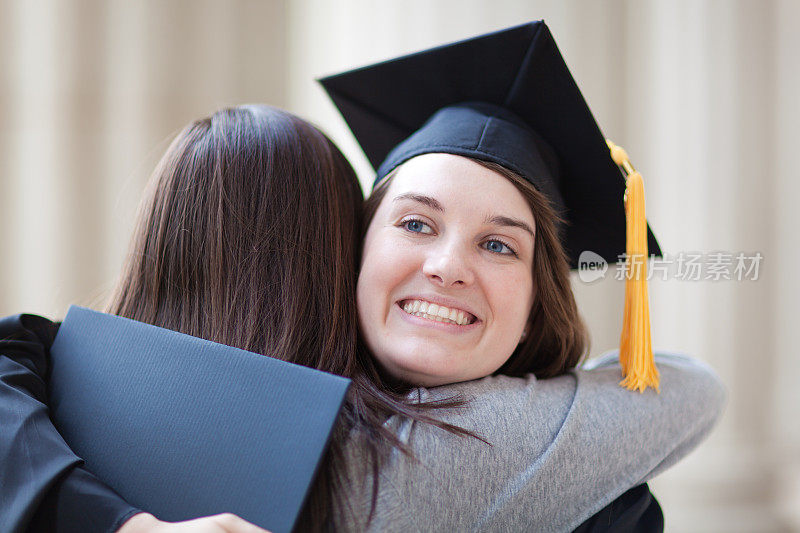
[0,314,141,533]
[357,351,726,532]
[549,350,727,529]
[578,350,727,483]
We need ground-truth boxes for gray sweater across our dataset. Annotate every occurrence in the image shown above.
[336,351,727,532]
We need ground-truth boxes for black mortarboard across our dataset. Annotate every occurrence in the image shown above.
[319,20,661,269]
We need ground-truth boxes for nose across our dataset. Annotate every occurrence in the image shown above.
[422,240,475,287]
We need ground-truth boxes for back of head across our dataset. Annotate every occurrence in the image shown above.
[108,105,363,371]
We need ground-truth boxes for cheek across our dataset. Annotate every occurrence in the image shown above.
[357,231,412,314]
[356,240,382,316]
[478,270,533,375]
[489,269,534,329]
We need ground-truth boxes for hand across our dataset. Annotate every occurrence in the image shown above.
[118,512,272,533]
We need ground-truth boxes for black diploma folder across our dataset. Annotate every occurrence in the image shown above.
[48,306,350,533]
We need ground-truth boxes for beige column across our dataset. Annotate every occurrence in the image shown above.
[0,0,289,318]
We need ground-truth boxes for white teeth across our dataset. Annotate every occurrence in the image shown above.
[400,299,474,326]
[411,311,460,325]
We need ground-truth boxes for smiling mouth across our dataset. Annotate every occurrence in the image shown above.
[399,299,477,326]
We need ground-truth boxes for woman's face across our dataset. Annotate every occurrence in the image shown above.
[357,153,536,387]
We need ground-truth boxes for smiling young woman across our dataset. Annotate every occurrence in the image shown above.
[319,20,726,531]
[358,153,587,387]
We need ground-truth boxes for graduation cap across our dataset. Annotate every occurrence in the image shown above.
[320,21,660,392]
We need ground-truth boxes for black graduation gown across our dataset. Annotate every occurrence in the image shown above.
[0,313,662,533]
[0,314,141,533]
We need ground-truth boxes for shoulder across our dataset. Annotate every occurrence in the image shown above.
[0,313,60,348]
[413,369,576,408]
[400,350,727,483]
[573,350,727,421]
[405,350,726,429]
[397,372,578,460]
[345,351,726,531]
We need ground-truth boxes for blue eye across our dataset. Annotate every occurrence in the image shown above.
[402,218,433,234]
[483,239,516,256]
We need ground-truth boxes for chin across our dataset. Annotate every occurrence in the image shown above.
[408,373,454,387]
[380,354,461,387]
[398,362,475,387]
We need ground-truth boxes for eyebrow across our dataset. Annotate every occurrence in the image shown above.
[484,215,535,237]
[392,192,534,237]
[392,193,444,212]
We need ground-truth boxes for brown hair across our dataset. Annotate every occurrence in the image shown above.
[362,158,589,380]
[107,105,476,531]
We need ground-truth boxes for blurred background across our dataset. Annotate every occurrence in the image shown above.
[1,0,797,531]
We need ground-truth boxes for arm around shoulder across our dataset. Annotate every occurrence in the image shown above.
[572,350,727,483]
[529,350,726,530]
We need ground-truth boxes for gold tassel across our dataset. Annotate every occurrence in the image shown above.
[607,140,660,393]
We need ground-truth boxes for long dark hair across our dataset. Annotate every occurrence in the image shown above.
[362,158,588,380]
[107,105,477,531]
